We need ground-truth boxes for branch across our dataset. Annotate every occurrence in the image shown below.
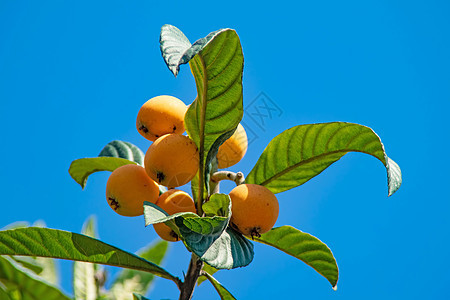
[211,171,245,186]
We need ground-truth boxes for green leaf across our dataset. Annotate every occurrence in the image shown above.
[182,28,244,200]
[73,216,100,300]
[143,200,229,255]
[6,221,59,285]
[197,263,218,286]
[99,140,145,166]
[202,272,236,300]
[110,240,169,299]
[0,256,71,300]
[144,195,253,269]
[0,227,180,286]
[0,287,12,300]
[202,193,231,218]
[254,226,339,289]
[159,24,192,77]
[246,122,402,196]
[69,157,136,189]
[132,293,150,300]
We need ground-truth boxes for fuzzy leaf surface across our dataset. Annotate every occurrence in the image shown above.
[203,272,236,300]
[144,195,252,269]
[159,24,192,76]
[255,226,338,288]
[69,157,136,189]
[0,227,179,284]
[246,122,402,196]
[0,256,71,300]
[98,140,145,166]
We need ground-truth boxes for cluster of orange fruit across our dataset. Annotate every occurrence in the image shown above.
[105,95,279,241]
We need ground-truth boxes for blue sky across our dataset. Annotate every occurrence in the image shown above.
[1,0,449,299]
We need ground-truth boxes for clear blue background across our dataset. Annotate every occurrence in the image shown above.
[1,0,449,299]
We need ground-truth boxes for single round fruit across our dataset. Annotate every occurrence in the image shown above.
[217,124,248,169]
[136,95,187,141]
[106,164,159,216]
[153,189,197,241]
[229,184,279,238]
[144,134,199,188]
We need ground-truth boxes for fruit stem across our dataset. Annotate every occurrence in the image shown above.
[178,254,203,300]
[211,171,245,186]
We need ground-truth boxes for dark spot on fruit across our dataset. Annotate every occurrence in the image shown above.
[108,197,120,210]
[139,125,149,133]
[173,125,177,131]
[250,227,261,240]
[170,230,179,241]
[156,171,165,183]
[155,134,159,138]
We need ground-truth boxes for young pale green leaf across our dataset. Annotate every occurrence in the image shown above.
[202,193,231,217]
[98,140,145,166]
[110,240,169,299]
[159,24,192,77]
[73,216,100,300]
[254,226,338,289]
[202,270,236,299]
[0,256,71,300]
[183,28,244,200]
[0,227,180,286]
[197,263,218,286]
[246,122,402,196]
[69,157,136,189]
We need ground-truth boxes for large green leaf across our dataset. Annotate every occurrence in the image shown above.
[98,140,145,166]
[202,272,236,300]
[164,26,244,201]
[0,256,71,300]
[0,227,180,286]
[73,216,101,300]
[6,221,59,286]
[255,226,338,289]
[110,240,169,299]
[69,157,136,189]
[246,122,402,196]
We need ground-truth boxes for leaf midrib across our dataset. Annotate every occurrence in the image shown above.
[258,149,380,187]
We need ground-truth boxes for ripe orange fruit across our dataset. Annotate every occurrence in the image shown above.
[106,164,159,216]
[153,189,197,241]
[217,124,248,169]
[144,134,199,188]
[136,95,187,141]
[229,184,279,238]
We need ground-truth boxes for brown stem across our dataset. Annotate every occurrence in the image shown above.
[178,254,204,300]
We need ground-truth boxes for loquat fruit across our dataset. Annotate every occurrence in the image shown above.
[229,183,279,238]
[106,164,159,217]
[153,189,197,241]
[144,134,199,188]
[136,95,187,141]
[217,123,248,169]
